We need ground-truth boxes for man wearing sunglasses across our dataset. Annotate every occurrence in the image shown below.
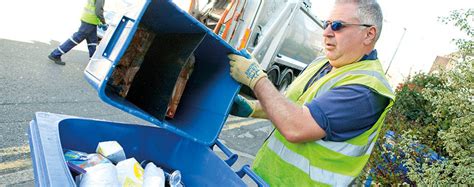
[228,0,395,186]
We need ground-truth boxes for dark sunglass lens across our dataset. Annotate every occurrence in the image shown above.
[331,21,343,31]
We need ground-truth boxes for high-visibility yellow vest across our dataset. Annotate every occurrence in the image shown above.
[252,58,395,186]
[81,0,100,25]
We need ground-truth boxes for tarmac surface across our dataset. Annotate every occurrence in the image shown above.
[0,34,272,187]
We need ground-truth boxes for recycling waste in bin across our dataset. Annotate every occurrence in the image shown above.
[29,112,265,186]
[28,0,267,186]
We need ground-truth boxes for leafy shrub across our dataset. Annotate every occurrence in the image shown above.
[404,60,474,185]
[359,59,473,186]
[392,73,445,125]
[358,8,473,185]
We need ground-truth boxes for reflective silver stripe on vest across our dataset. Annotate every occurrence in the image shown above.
[315,130,377,157]
[315,70,393,98]
[267,136,354,186]
[83,8,95,14]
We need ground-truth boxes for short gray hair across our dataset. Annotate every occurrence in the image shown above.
[335,0,383,42]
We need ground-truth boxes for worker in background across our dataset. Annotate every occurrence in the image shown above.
[228,0,395,185]
[48,0,107,65]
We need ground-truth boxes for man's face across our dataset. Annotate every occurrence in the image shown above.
[323,3,369,68]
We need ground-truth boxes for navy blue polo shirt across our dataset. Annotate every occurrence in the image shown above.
[304,50,390,141]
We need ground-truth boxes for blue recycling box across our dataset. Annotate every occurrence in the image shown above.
[84,0,247,146]
[28,0,267,186]
[28,112,265,186]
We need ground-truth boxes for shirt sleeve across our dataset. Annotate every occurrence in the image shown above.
[305,85,389,141]
[95,0,106,24]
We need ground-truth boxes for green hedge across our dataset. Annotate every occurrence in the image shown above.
[357,9,473,185]
[358,60,473,185]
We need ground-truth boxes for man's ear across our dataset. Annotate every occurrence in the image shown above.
[364,26,377,45]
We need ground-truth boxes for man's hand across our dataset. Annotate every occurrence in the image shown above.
[98,23,108,31]
[228,54,267,90]
[230,95,257,117]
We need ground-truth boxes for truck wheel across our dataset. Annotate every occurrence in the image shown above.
[267,65,280,85]
[278,69,293,93]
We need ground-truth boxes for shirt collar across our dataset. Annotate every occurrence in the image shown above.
[359,49,378,61]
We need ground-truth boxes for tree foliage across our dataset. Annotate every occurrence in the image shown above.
[439,9,473,61]
[358,9,474,185]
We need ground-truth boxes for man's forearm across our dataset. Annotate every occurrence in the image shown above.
[228,52,325,142]
[95,0,106,23]
[253,78,304,135]
[252,77,326,142]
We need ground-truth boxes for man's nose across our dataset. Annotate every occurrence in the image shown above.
[322,26,334,38]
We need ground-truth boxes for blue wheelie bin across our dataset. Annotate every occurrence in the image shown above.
[28,0,267,186]
[28,112,265,186]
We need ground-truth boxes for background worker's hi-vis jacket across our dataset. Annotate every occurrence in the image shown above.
[81,0,101,25]
[252,58,395,186]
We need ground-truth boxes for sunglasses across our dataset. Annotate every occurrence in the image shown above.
[323,20,373,31]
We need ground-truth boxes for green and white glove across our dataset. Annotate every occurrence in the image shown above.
[228,54,267,90]
[230,95,257,117]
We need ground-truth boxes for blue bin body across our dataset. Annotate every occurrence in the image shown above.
[84,0,246,146]
[29,112,265,186]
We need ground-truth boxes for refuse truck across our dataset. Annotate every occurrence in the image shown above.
[28,0,268,186]
[182,0,325,92]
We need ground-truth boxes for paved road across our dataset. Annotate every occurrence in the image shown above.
[0,38,272,186]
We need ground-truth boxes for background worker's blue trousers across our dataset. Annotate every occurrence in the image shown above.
[51,21,98,58]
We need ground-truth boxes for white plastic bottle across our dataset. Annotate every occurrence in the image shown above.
[143,162,165,187]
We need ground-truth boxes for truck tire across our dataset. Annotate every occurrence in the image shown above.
[278,69,293,93]
[266,65,280,86]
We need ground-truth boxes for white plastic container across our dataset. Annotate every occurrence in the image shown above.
[116,158,144,186]
[143,162,165,187]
